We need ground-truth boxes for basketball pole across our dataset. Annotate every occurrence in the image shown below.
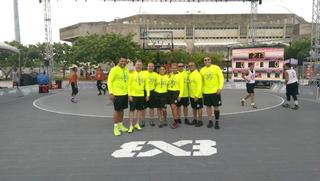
[156,46,161,70]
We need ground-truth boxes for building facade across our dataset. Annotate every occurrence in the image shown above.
[60,14,311,52]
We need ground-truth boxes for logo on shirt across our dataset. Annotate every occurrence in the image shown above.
[205,72,213,81]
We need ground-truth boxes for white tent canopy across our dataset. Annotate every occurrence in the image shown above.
[285,58,298,65]
[0,42,20,54]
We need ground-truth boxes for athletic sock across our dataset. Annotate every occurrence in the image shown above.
[214,110,220,120]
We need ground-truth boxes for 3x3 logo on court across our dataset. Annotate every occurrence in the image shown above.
[112,140,217,158]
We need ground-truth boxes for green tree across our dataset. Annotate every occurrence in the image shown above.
[285,37,311,62]
[72,33,140,64]
[53,43,73,78]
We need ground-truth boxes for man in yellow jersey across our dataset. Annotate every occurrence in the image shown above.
[141,62,157,127]
[188,62,203,127]
[154,66,169,128]
[177,62,190,125]
[107,58,129,136]
[200,57,224,129]
[167,63,184,129]
[128,60,150,133]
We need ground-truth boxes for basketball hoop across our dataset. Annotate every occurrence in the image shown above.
[143,31,173,51]
[155,44,162,50]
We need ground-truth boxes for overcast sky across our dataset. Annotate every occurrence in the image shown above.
[0,0,313,45]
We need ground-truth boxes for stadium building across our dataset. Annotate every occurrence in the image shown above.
[60,13,311,52]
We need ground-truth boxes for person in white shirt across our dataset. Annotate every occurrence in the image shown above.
[241,64,257,109]
[282,63,299,110]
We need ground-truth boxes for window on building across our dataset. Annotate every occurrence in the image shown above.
[260,62,264,68]
[267,73,271,78]
[248,62,254,68]
[140,27,147,39]
[186,27,193,38]
[234,73,238,77]
[236,62,244,68]
[269,61,279,68]
[275,73,280,78]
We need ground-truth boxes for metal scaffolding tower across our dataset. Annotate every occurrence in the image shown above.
[249,0,258,46]
[42,0,54,85]
[13,0,21,42]
[311,0,320,61]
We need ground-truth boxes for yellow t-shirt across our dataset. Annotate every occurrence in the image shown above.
[179,70,189,98]
[167,72,184,97]
[188,69,202,98]
[143,70,158,91]
[107,65,129,96]
[128,70,150,97]
[154,74,169,93]
[200,65,224,94]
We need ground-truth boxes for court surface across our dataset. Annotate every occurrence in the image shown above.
[0,88,319,181]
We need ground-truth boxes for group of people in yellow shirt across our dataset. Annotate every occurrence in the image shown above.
[108,57,224,136]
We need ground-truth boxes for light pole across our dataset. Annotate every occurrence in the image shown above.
[226,45,231,82]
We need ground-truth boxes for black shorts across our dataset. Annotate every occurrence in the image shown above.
[167,90,180,105]
[71,82,78,95]
[246,83,255,93]
[129,96,146,111]
[155,92,167,108]
[286,82,299,96]
[145,90,156,108]
[203,93,222,107]
[177,97,189,107]
[190,98,203,109]
[113,95,128,111]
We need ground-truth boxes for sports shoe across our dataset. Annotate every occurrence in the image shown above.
[252,105,258,109]
[282,103,290,108]
[114,125,121,136]
[207,121,213,128]
[214,121,220,130]
[241,99,245,106]
[177,119,182,124]
[98,92,102,96]
[195,120,203,127]
[171,120,179,129]
[118,123,128,132]
[291,105,299,110]
[71,98,77,103]
[149,120,155,127]
[190,119,197,126]
[158,122,163,128]
[134,124,142,131]
[140,121,145,128]
[184,118,190,125]
[128,126,134,133]
[163,122,168,127]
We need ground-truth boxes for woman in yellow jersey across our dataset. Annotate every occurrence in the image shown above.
[167,63,184,129]
[128,60,150,133]
[154,66,169,128]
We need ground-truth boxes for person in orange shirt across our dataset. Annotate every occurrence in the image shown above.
[96,66,105,95]
[69,65,78,103]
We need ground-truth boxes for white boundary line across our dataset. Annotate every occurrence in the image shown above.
[33,92,284,118]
